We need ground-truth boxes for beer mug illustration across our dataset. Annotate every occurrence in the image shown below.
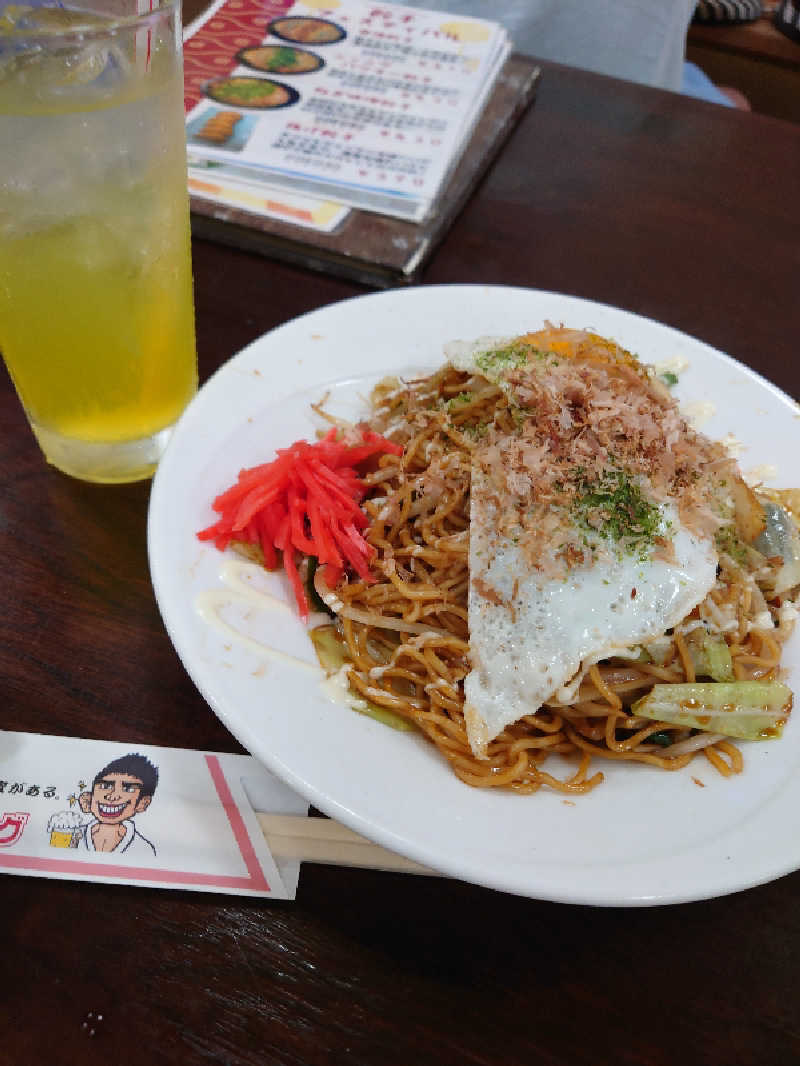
[47,811,85,848]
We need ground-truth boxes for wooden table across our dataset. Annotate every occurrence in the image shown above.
[3,58,800,1066]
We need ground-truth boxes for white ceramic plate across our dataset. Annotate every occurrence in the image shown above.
[148,285,800,906]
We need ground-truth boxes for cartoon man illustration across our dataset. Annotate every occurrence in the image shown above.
[77,753,158,856]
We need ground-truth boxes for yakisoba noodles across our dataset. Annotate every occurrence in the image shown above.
[309,326,799,796]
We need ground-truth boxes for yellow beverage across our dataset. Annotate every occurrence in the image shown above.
[0,181,196,450]
[0,0,198,483]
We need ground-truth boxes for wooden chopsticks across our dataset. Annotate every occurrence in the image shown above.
[257,813,434,875]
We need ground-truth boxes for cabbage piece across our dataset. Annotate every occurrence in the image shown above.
[730,477,767,543]
[691,636,735,682]
[677,632,733,681]
[631,681,792,740]
[702,637,735,682]
[754,501,800,596]
[640,635,673,666]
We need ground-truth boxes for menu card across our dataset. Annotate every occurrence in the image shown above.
[187,166,351,232]
[184,0,511,222]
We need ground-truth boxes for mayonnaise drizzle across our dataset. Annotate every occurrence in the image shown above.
[219,558,295,611]
[320,664,371,712]
[682,401,716,428]
[654,356,690,377]
[743,464,779,486]
[194,559,321,675]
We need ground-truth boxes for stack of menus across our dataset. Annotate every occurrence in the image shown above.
[184,0,540,282]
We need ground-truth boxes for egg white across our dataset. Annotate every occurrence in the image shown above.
[443,334,719,757]
[464,484,718,758]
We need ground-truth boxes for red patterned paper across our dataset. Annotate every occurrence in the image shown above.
[184,0,293,113]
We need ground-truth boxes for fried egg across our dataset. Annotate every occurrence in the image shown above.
[445,333,720,757]
[464,479,718,757]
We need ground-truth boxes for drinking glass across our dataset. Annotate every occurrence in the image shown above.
[0,0,197,483]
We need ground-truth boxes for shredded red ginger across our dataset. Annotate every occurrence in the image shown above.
[197,426,402,621]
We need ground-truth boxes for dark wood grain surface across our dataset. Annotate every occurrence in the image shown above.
[3,49,800,1066]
